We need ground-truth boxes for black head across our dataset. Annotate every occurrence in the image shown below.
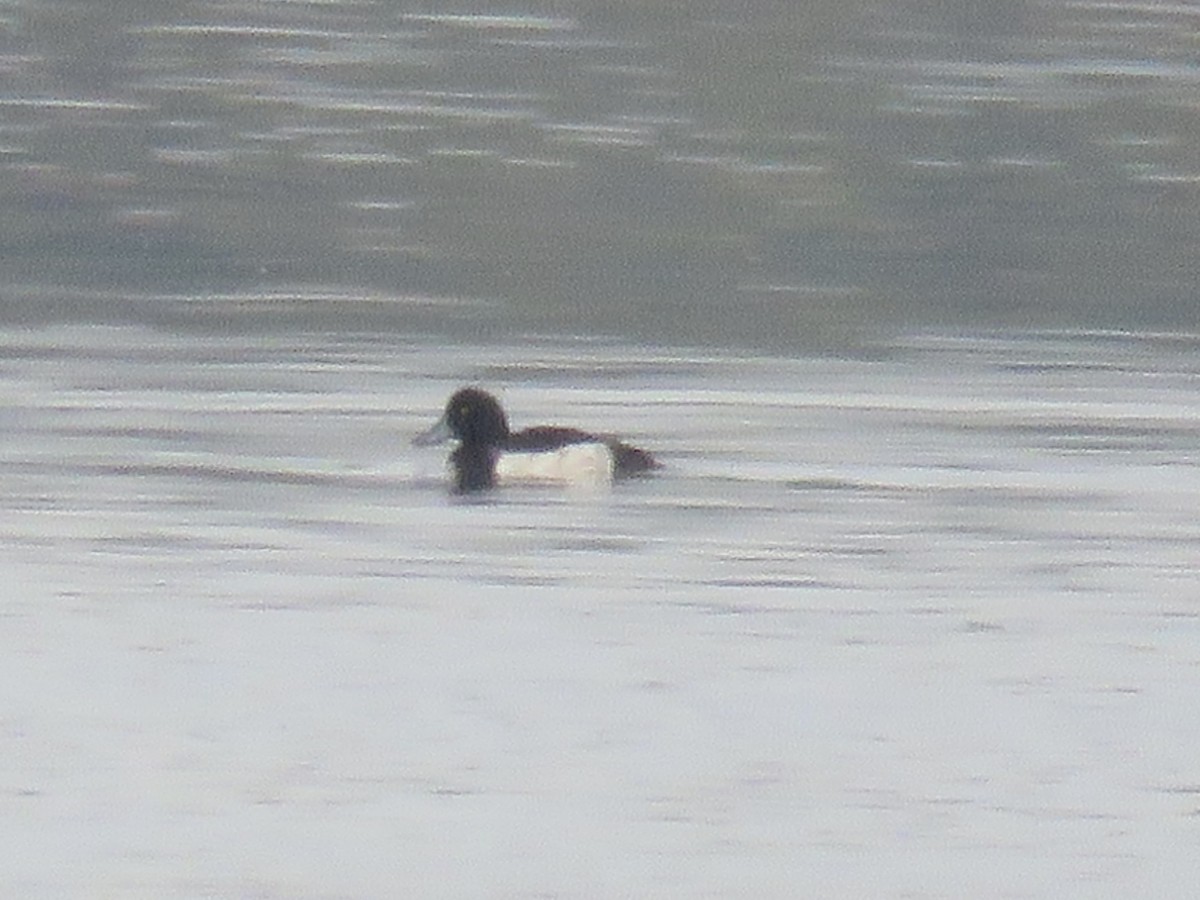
[443,387,509,444]
[414,387,510,448]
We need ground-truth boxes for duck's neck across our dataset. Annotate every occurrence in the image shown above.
[451,445,496,492]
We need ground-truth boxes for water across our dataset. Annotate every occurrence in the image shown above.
[3,324,1199,897]
[5,1,1200,894]
[5,1,1200,344]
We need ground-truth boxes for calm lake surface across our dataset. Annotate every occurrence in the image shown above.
[5,0,1200,896]
[6,0,1200,343]
[2,324,1199,897]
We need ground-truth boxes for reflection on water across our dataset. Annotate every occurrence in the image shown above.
[2,325,1199,894]
[3,2,1200,346]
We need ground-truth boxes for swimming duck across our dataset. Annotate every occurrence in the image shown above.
[414,387,659,492]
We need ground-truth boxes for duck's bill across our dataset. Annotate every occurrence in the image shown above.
[412,414,453,447]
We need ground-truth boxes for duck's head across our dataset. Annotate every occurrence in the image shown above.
[413,387,510,447]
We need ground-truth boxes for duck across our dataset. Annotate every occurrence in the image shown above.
[413,387,659,492]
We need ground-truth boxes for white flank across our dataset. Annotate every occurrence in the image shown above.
[495,443,614,487]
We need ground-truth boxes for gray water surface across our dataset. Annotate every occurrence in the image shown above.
[6,3,1200,895]
[5,1,1200,344]
[3,325,1199,897]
